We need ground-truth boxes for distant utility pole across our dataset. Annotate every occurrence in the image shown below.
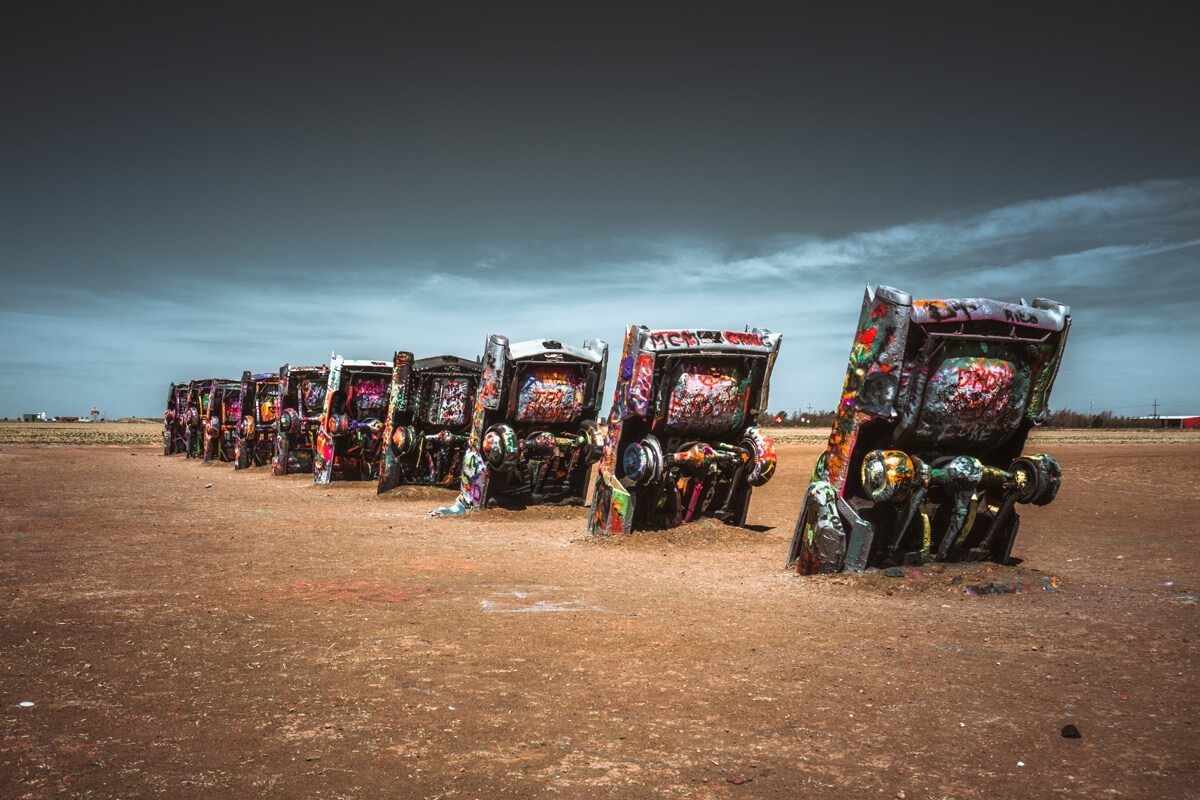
[1152,398,1159,419]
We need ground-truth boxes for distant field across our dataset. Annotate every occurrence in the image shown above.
[2,420,1196,447]
[0,421,162,445]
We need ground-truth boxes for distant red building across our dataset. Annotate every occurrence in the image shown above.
[1138,415,1200,429]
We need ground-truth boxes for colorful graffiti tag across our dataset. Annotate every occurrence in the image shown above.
[314,355,392,484]
[787,285,1071,574]
[433,335,607,516]
[377,354,480,493]
[589,325,782,537]
[271,364,329,476]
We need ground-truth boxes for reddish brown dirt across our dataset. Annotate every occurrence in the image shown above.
[1,440,1197,799]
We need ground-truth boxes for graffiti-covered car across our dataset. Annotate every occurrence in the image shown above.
[271,363,329,476]
[233,371,281,470]
[787,285,1071,574]
[182,378,229,459]
[433,336,608,515]
[162,382,189,455]
[377,352,482,493]
[201,378,244,463]
[589,326,783,536]
[313,355,392,484]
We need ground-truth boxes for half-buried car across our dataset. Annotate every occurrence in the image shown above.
[377,352,482,494]
[271,363,330,476]
[433,335,608,515]
[234,371,281,469]
[163,382,190,455]
[313,354,392,484]
[202,378,244,463]
[589,326,782,536]
[787,285,1070,574]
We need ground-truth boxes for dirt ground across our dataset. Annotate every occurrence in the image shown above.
[1,432,1197,799]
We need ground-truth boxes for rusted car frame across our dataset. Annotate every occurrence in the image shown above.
[313,354,392,484]
[589,326,782,536]
[787,285,1070,574]
[234,371,281,470]
[201,378,244,463]
[162,382,189,455]
[182,378,230,459]
[433,335,608,515]
[377,352,482,493]
[271,363,329,476]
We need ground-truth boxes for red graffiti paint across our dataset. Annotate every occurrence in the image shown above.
[724,331,765,347]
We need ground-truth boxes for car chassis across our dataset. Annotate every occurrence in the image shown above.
[271,363,330,476]
[234,371,282,469]
[377,352,482,493]
[314,354,392,484]
[162,381,190,455]
[590,326,782,536]
[787,285,1070,574]
[201,378,244,463]
[433,335,608,515]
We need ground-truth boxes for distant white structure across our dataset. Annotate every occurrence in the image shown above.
[22,412,47,422]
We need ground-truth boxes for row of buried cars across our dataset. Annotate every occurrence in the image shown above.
[162,285,1073,574]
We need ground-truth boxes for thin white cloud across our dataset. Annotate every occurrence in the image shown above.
[3,178,1198,416]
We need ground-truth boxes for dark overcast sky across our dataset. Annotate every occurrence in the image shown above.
[2,3,1198,417]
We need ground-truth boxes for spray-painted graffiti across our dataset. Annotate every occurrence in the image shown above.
[627,352,654,416]
[643,329,775,352]
[271,364,329,476]
[234,371,282,470]
[428,376,471,426]
[912,296,1061,331]
[162,382,190,455]
[588,324,782,537]
[432,335,608,516]
[201,379,242,463]
[664,360,751,433]
[516,366,585,423]
[377,354,480,494]
[314,355,392,484]
[787,285,1071,575]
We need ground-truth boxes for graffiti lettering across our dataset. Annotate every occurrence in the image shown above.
[724,331,765,347]
[1003,307,1039,325]
[921,299,980,322]
[956,363,1011,393]
[649,330,701,349]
